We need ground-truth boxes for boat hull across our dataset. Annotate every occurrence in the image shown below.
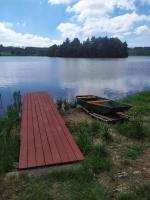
[76,95,132,115]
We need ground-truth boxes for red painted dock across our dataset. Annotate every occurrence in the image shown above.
[19,92,84,170]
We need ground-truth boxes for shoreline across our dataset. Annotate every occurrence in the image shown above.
[1,54,150,57]
[0,90,150,199]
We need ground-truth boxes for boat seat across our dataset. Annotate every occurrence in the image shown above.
[77,96,96,99]
[88,100,110,104]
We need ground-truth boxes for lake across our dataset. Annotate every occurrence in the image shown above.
[0,56,150,111]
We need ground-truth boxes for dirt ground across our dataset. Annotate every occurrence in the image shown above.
[62,108,93,124]
[62,108,150,195]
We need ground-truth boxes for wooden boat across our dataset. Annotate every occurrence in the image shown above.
[76,95,132,115]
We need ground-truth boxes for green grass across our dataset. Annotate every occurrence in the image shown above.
[70,120,102,137]
[0,91,21,174]
[101,123,113,143]
[120,91,150,116]
[76,130,93,154]
[70,120,112,142]
[116,184,150,200]
[70,120,111,146]
[116,91,150,140]
[70,121,112,173]
[1,171,149,200]
[0,170,108,200]
[55,171,108,200]
[0,91,150,200]
[0,131,19,174]
[84,144,111,174]
[0,51,13,56]
[90,120,102,136]
[22,182,53,200]
[121,143,145,160]
[70,121,94,154]
[116,115,148,140]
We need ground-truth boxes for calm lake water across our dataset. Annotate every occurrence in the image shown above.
[0,56,150,111]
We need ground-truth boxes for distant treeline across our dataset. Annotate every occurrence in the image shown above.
[129,47,150,56]
[0,45,49,56]
[49,37,128,58]
[0,36,128,58]
[1,37,150,58]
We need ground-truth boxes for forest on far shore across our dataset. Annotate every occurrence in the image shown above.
[48,37,128,58]
[1,36,150,57]
[0,36,128,58]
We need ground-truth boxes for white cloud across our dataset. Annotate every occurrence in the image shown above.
[111,34,124,41]
[123,32,132,36]
[57,12,149,39]
[66,0,136,23]
[135,25,150,35]
[57,22,81,38]
[82,12,148,35]
[0,22,62,47]
[115,0,136,10]
[55,0,150,39]
[48,0,73,4]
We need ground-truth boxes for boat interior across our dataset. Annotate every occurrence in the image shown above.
[77,96,111,105]
[88,100,111,105]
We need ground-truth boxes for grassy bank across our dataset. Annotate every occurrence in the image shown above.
[0,91,150,200]
[0,92,21,174]
[0,52,13,56]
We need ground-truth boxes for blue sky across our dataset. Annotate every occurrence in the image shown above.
[0,0,150,47]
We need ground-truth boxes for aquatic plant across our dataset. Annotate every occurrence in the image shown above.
[56,99,70,111]
[0,93,2,106]
[12,91,22,110]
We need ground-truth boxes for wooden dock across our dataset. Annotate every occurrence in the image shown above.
[19,92,84,170]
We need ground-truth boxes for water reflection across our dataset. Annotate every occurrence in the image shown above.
[0,56,150,108]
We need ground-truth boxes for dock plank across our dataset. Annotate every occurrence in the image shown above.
[27,94,37,168]
[40,94,77,162]
[33,93,53,166]
[36,93,61,163]
[19,92,84,170]
[30,94,45,166]
[43,93,84,161]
